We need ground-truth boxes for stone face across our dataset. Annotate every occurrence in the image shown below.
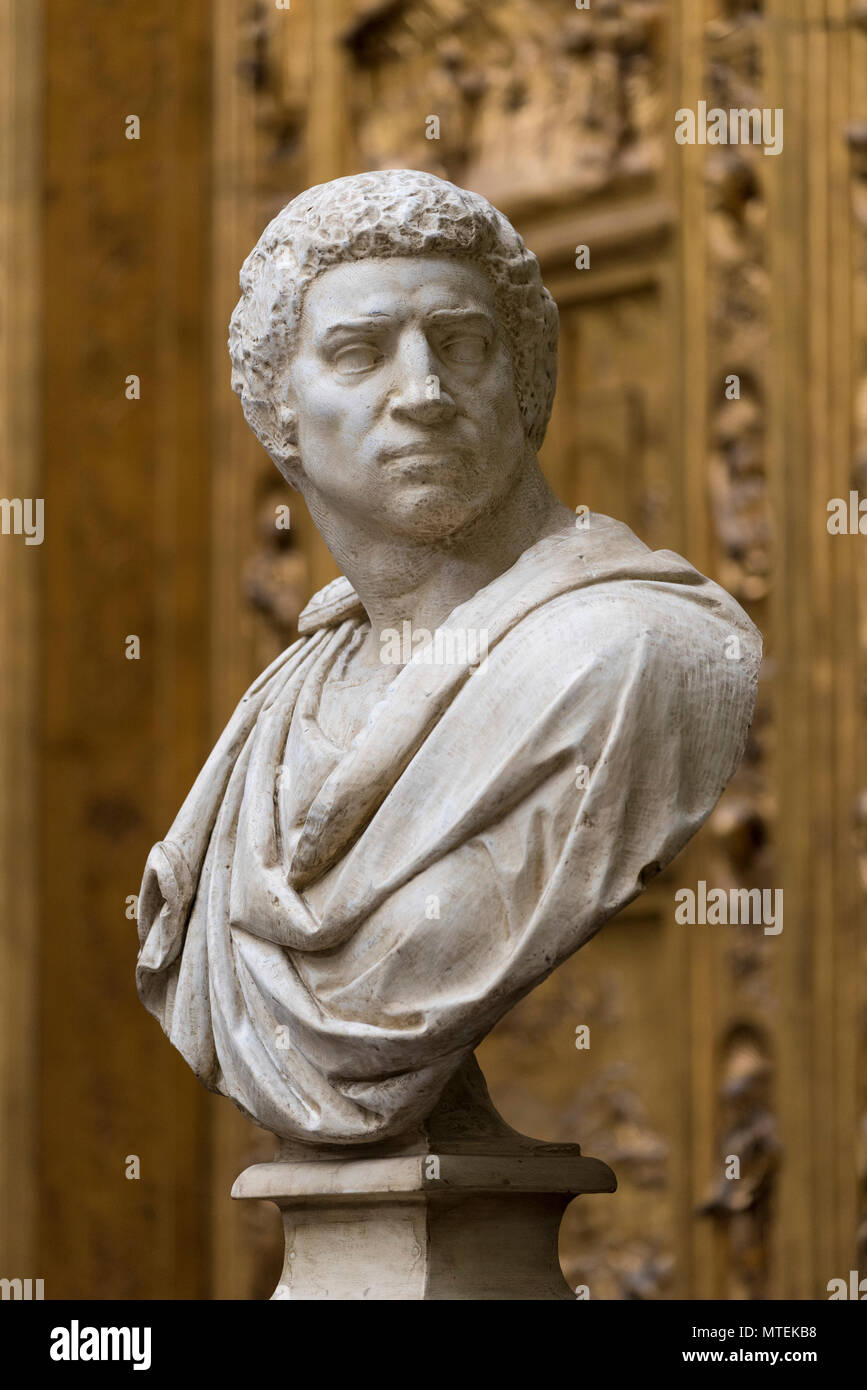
[135,170,762,1151]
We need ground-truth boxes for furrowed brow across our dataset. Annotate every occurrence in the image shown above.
[425,309,494,328]
[319,314,394,344]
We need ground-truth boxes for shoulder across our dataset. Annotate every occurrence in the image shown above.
[489,543,762,719]
[520,576,759,660]
[471,541,761,805]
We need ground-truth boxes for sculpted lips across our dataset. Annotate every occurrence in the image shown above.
[382,440,458,460]
[380,440,467,479]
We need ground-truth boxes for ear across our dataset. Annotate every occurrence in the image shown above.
[240,396,304,488]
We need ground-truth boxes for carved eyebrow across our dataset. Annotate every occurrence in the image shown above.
[424,309,494,330]
[319,315,394,344]
[317,308,495,347]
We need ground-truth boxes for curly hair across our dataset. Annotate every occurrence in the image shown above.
[228,169,558,467]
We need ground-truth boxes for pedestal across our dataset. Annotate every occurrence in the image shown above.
[232,1056,616,1300]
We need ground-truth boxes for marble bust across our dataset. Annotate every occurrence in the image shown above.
[136,169,761,1149]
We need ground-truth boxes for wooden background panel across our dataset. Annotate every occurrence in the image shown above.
[480,903,690,1299]
[342,0,666,211]
[37,0,213,1299]
[0,0,40,1280]
[762,0,865,1299]
[848,0,867,1280]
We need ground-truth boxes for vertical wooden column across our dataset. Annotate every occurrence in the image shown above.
[762,0,812,1300]
[37,0,212,1298]
[208,0,286,1303]
[764,0,864,1297]
[848,0,867,1285]
[0,0,40,1280]
[672,0,714,1301]
[829,0,867,1281]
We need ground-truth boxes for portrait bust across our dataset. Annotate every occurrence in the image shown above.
[136,170,761,1149]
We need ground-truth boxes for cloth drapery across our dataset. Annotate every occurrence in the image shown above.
[136,515,761,1143]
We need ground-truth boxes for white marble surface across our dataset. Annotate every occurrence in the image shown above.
[136,170,761,1147]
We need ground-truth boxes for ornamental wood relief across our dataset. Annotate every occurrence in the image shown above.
[698,0,778,1303]
[341,0,664,209]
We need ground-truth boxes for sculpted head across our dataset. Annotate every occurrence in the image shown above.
[228,170,559,541]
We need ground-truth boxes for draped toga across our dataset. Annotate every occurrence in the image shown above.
[136,513,761,1144]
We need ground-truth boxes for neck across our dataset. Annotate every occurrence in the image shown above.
[301,455,575,663]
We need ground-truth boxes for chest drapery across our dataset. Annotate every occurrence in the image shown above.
[136,516,761,1143]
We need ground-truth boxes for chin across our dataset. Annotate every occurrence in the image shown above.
[381,488,488,543]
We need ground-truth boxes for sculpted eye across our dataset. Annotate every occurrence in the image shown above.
[333,343,382,374]
[440,334,489,365]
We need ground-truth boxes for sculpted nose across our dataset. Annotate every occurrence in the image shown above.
[388,333,456,423]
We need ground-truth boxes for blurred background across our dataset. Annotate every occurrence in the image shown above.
[1,0,865,1300]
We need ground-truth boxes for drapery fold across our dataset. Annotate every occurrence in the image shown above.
[137,514,761,1142]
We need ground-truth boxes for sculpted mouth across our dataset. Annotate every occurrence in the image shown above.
[383,440,456,459]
